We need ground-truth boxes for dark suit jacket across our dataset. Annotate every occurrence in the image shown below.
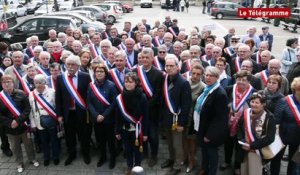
[55,71,91,122]
[127,50,139,67]
[161,73,192,128]
[223,34,231,48]
[232,74,262,91]
[180,59,209,74]
[259,33,273,51]
[230,57,260,76]
[198,86,229,147]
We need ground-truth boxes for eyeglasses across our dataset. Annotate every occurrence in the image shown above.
[296,55,300,57]
[231,40,238,43]
[159,51,166,53]
[1,81,13,84]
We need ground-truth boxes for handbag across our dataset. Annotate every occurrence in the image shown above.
[261,123,285,160]
[34,100,57,129]
[292,145,300,165]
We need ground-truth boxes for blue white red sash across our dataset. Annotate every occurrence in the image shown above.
[168,27,177,37]
[32,90,57,120]
[0,90,21,117]
[36,66,50,77]
[256,52,261,64]
[260,70,269,87]
[183,71,191,80]
[28,46,34,57]
[89,44,99,58]
[126,59,133,70]
[13,67,30,95]
[154,36,162,47]
[89,82,110,106]
[137,66,153,98]
[104,61,113,70]
[224,47,234,56]
[104,32,109,39]
[62,72,87,109]
[49,76,56,90]
[136,43,142,50]
[235,57,241,72]
[60,64,66,73]
[164,75,181,127]
[109,68,124,93]
[184,59,192,71]
[116,94,144,146]
[201,55,207,62]
[285,95,300,127]
[243,108,261,155]
[0,67,4,74]
[232,84,253,112]
[119,42,126,51]
[153,56,163,71]
[99,53,107,62]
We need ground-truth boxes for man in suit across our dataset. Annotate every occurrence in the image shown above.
[134,48,164,167]
[160,54,192,175]
[4,51,28,89]
[152,25,166,47]
[181,45,209,74]
[141,35,158,56]
[259,26,273,51]
[55,55,92,166]
[142,19,151,33]
[89,33,102,59]
[123,21,135,39]
[125,38,139,68]
[223,28,235,48]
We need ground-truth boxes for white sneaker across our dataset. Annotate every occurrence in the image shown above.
[17,165,23,173]
[31,161,39,167]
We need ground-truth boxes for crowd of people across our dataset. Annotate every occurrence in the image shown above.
[0,15,300,175]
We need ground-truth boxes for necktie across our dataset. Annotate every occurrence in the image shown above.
[68,75,75,109]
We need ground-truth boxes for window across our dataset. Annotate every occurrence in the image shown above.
[40,18,57,30]
[19,19,37,31]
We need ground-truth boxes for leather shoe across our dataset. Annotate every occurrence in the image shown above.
[64,155,76,166]
[161,159,174,169]
[109,159,115,169]
[2,149,12,157]
[97,157,106,167]
[44,160,50,166]
[53,159,60,165]
[83,154,91,164]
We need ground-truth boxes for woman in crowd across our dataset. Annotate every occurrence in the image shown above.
[221,70,254,175]
[0,56,12,72]
[115,72,149,175]
[29,74,60,166]
[183,63,205,173]
[73,29,83,40]
[0,42,10,60]
[216,57,232,89]
[281,37,299,77]
[87,64,118,169]
[245,39,257,55]
[237,92,276,175]
[21,63,37,93]
[274,77,300,175]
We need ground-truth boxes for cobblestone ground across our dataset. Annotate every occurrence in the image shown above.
[0,136,288,175]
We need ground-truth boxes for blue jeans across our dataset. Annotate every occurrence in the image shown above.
[39,128,60,161]
[201,144,218,175]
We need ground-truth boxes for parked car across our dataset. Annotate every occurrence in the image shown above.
[8,4,28,17]
[140,0,153,8]
[0,11,17,32]
[288,7,300,25]
[160,0,173,9]
[69,10,96,21]
[72,5,107,23]
[45,12,105,33]
[92,3,122,23]
[2,16,77,45]
[104,0,133,13]
[210,1,245,19]
[59,1,74,11]
[34,4,55,16]
[26,1,44,14]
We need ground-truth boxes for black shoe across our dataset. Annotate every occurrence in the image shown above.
[64,155,76,166]
[148,157,158,167]
[44,160,50,166]
[2,149,12,157]
[53,159,60,165]
[97,157,106,167]
[109,159,115,169]
[161,159,174,169]
[83,154,91,165]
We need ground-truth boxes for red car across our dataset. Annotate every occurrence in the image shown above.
[104,0,133,13]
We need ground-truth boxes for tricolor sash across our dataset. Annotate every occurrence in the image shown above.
[183,71,191,80]
[154,36,162,47]
[164,75,181,130]
[36,66,50,77]
[256,52,261,64]
[0,90,21,117]
[104,32,109,39]
[260,70,269,87]
[126,59,133,70]
[153,56,163,71]
[89,82,110,106]
[109,68,124,93]
[119,42,126,51]
[60,64,66,73]
[184,59,192,71]
[232,84,253,112]
[285,95,300,127]
[243,108,261,155]
[104,61,113,70]
[62,72,87,109]
[201,55,208,62]
[116,94,144,151]
[28,46,34,57]
[137,66,153,98]
[32,90,57,120]
[224,47,234,56]
[99,53,107,62]
[136,43,142,50]
[235,57,241,72]
[89,44,99,58]
[0,67,4,74]
[13,67,30,95]
[168,27,177,37]
[49,76,56,90]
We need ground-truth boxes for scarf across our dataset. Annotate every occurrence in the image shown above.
[51,51,62,63]
[188,79,206,102]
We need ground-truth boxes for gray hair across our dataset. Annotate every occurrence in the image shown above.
[31,35,39,41]
[165,54,179,65]
[58,32,67,38]
[158,45,167,51]
[61,50,73,60]
[33,46,43,52]
[39,51,51,59]
[205,66,220,78]
[173,41,183,48]
[66,55,81,66]
[115,50,127,60]
[190,45,201,52]
[34,74,47,85]
[100,39,112,48]
[26,63,37,71]
[141,48,154,57]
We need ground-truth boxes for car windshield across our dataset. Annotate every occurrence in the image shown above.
[98,5,110,11]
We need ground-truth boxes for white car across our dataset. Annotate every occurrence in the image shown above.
[59,1,74,11]
[8,4,28,17]
[92,3,122,23]
[34,4,54,16]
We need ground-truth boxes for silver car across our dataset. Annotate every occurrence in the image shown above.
[72,5,107,22]
[210,2,245,19]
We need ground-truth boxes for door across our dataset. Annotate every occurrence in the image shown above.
[10,19,39,43]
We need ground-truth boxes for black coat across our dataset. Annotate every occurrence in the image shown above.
[287,62,300,90]
[55,71,91,122]
[197,86,229,147]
